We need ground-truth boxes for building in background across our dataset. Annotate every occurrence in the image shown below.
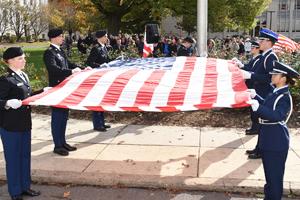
[258,0,300,40]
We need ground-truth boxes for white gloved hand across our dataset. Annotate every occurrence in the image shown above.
[241,70,252,79]
[6,99,22,109]
[232,57,244,68]
[43,87,52,92]
[246,99,259,111]
[247,89,257,98]
[84,66,92,70]
[72,67,82,74]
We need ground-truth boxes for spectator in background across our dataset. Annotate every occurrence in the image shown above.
[177,36,195,56]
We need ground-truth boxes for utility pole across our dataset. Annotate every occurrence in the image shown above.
[197,0,208,57]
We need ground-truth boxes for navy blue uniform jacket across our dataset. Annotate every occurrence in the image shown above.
[255,86,292,152]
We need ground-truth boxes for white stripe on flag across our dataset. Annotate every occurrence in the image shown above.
[116,69,154,107]
[183,57,207,106]
[33,70,96,105]
[77,69,129,107]
[213,59,235,107]
[150,57,186,107]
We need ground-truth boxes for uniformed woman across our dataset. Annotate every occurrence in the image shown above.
[0,47,42,200]
[247,61,300,200]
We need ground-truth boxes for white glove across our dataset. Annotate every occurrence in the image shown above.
[72,67,82,74]
[241,70,252,79]
[246,99,259,111]
[43,87,52,92]
[6,99,22,109]
[247,89,257,98]
[232,57,244,68]
[84,66,92,70]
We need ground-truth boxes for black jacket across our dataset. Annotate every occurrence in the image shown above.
[43,44,79,87]
[177,45,190,56]
[86,43,110,68]
[0,68,42,131]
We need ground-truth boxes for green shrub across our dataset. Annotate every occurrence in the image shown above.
[9,35,17,43]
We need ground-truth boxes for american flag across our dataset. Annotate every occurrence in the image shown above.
[273,34,300,52]
[143,33,154,58]
[23,57,250,112]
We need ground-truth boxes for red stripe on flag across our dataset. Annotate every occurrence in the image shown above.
[227,61,250,107]
[167,57,197,106]
[57,70,108,107]
[133,70,166,106]
[196,58,218,109]
[100,69,140,106]
[22,73,76,105]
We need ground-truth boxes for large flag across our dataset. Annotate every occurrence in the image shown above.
[273,34,300,52]
[23,57,250,112]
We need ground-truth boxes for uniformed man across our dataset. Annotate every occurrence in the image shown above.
[177,36,195,56]
[86,30,111,132]
[43,28,82,156]
[247,61,299,200]
[239,28,279,159]
[232,40,262,136]
[0,47,42,200]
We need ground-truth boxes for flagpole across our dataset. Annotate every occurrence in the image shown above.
[197,0,208,57]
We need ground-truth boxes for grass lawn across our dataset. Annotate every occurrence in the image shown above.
[24,48,47,70]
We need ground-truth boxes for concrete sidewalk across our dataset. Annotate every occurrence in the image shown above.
[0,114,299,196]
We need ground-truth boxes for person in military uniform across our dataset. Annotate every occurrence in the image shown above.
[86,30,111,132]
[232,40,262,138]
[0,47,42,200]
[247,61,299,200]
[43,28,83,156]
[238,28,279,159]
[177,36,195,56]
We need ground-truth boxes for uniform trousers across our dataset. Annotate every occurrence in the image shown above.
[92,111,105,129]
[261,150,288,200]
[51,107,69,148]
[0,128,31,197]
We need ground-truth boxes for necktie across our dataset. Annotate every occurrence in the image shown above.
[20,72,28,83]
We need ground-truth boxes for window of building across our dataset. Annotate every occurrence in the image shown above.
[280,0,288,10]
[295,0,300,10]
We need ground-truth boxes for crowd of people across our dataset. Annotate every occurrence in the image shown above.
[0,27,299,200]
[70,31,278,60]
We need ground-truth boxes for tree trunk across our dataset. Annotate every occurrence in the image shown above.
[106,14,122,35]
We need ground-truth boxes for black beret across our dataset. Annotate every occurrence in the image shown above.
[48,28,63,39]
[183,36,194,44]
[3,47,24,60]
[95,30,107,38]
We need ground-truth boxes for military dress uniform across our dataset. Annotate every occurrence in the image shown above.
[243,29,279,159]
[0,64,42,198]
[86,30,110,131]
[44,42,80,155]
[250,61,299,200]
[242,42,262,135]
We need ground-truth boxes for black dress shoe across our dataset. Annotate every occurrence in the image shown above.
[245,128,259,135]
[22,189,41,197]
[94,127,107,132]
[11,195,23,200]
[248,153,262,159]
[245,149,258,155]
[104,124,111,129]
[53,147,69,156]
[63,143,77,151]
